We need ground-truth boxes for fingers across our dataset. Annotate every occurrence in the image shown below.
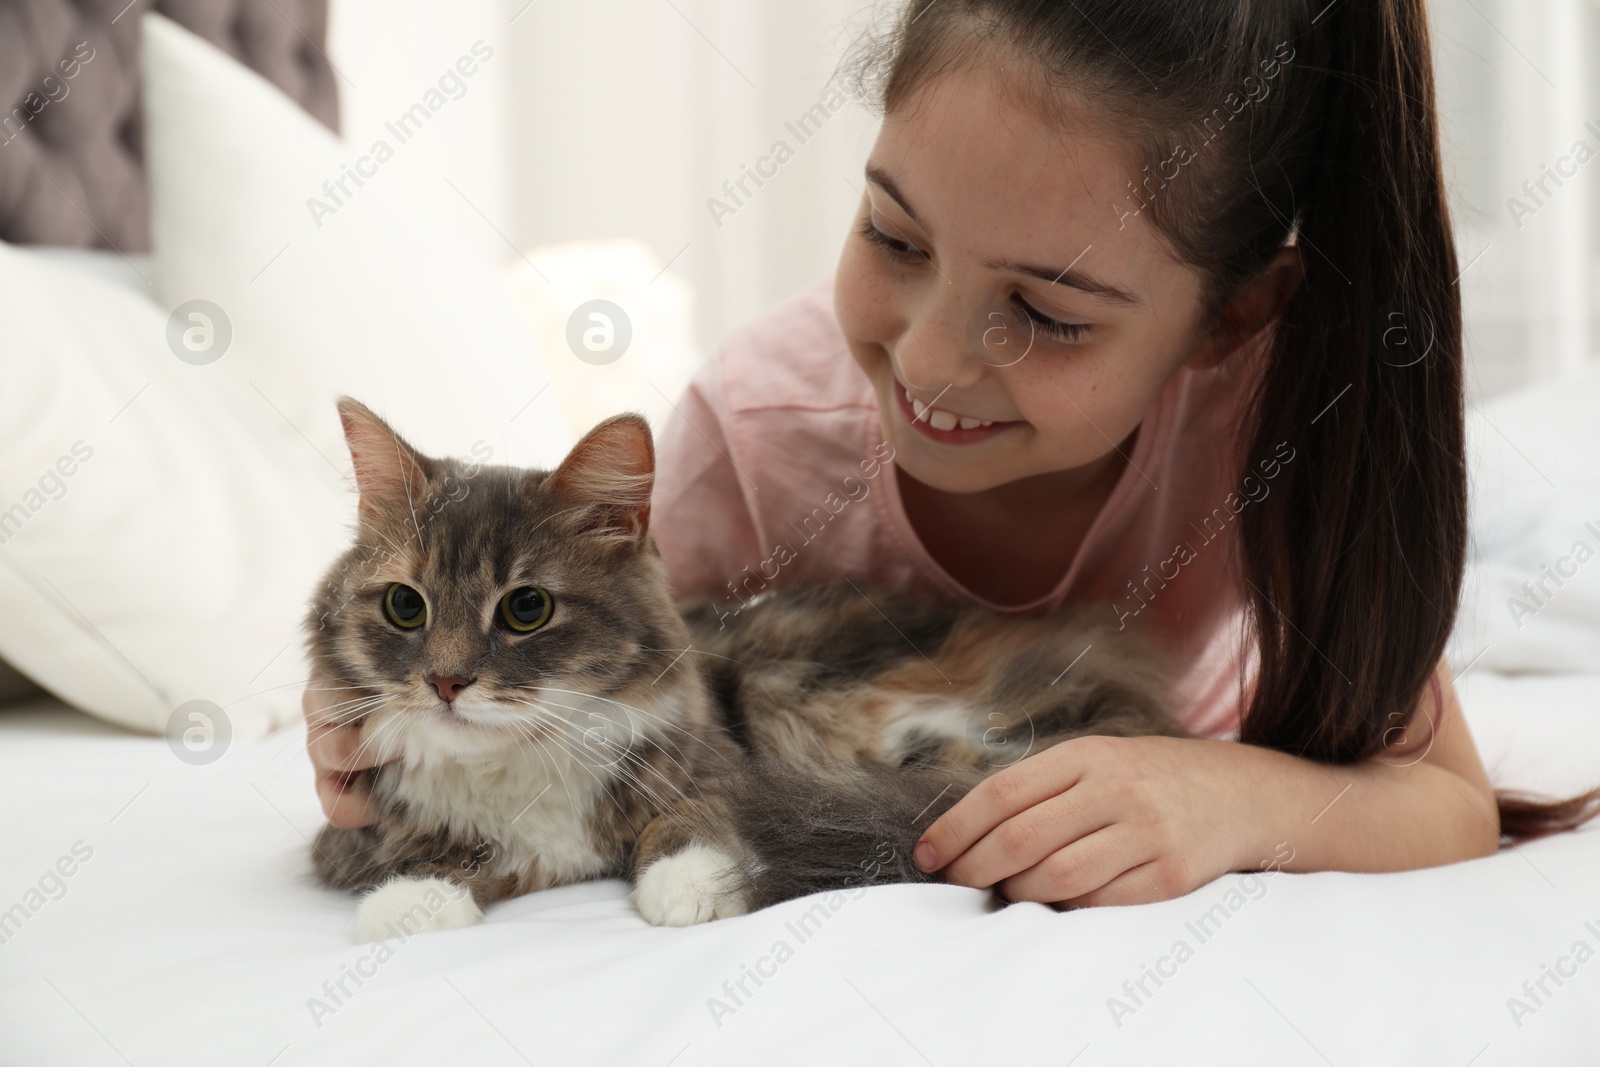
[303,682,370,737]
[305,681,394,775]
[1060,859,1179,908]
[307,718,389,827]
[316,769,377,829]
[916,743,1087,875]
[940,787,1108,889]
[303,682,392,829]
[997,826,1156,904]
[307,715,391,775]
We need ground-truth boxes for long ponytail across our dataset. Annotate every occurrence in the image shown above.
[852,0,1600,840]
[1235,0,1600,837]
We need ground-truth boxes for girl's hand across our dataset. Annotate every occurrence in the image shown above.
[304,684,395,829]
[913,735,1273,907]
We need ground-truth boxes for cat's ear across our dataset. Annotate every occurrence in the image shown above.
[543,414,654,542]
[336,397,433,522]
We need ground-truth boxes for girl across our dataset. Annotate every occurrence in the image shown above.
[307,0,1598,908]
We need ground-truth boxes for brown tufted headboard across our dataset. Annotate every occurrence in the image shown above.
[0,0,338,251]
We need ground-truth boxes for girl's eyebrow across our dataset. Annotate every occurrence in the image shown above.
[864,164,1138,306]
[991,259,1138,306]
[865,165,927,228]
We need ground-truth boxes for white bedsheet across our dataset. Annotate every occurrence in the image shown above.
[1,671,1597,1066]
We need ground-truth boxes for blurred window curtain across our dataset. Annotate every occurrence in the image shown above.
[1433,0,1600,399]
[503,0,875,355]
[498,0,1595,394]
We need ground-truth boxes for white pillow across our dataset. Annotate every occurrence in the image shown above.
[1448,361,1600,674]
[0,241,347,739]
[141,13,576,469]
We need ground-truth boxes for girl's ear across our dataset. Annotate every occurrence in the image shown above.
[1186,247,1306,370]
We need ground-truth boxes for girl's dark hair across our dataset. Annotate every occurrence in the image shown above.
[846,0,1599,842]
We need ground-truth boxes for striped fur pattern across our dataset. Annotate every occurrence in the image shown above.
[677,584,1183,909]
[307,400,1179,936]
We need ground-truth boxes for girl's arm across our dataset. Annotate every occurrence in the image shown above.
[1215,657,1499,875]
[913,658,1501,907]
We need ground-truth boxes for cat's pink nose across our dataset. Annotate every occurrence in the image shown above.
[425,674,475,703]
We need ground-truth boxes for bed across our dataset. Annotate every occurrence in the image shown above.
[0,671,1597,1065]
[3,2,1599,1065]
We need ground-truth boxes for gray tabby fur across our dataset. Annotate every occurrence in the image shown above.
[307,399,1180,934]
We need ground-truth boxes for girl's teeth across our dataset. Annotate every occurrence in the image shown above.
[903,382,999,431]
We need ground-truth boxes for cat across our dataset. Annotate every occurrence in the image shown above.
[308,398,1181,940]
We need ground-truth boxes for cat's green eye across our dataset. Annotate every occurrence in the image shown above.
[384,583,427,630]
[499,586,553,633]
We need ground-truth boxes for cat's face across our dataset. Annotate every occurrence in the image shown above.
[307,399,691,760]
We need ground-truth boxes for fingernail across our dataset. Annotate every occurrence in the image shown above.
[914,841,936,871]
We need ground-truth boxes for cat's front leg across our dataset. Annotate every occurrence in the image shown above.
[630,798,752,926]
[355,875,484,941]
[315,823,500,941]
[632,844,751,927]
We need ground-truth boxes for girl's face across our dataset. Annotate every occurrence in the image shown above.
[835,59,1220,495]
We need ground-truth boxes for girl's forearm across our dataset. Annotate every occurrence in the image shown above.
[1229,740,1501,874]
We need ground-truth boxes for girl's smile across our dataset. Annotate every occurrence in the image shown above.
[893,376,1022,445]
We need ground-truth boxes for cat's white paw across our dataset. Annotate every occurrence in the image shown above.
[633,843,751,926]
[355,875,482,941]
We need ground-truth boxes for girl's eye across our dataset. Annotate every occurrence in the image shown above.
[1012,296,1092,343]
[858,217,927,263]
[499,586,554,633]
[859,213,1090,344]
[384,583,427,630]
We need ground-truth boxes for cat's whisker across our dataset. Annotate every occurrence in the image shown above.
[504,719,589,840]
[222,676,321,703]
[309,694,392,732]
[507,717,575,804]
[513,694,705,797]
[502,696,704,812]
[502,718,551,772]
[497,714,574,769]
[518,714,689,826]
[502,693,690,776]
[342,704,406,768]
[237,692,385,786]
[601,745,702,810]
[311,691,387,715]
[505,697,662,771]
[492,697,675,813]
[513,685,734,767]
[497,698,635,773]
[308,707,388,739]
[524,722,626,802]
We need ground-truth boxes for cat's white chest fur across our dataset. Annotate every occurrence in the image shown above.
[384,719,616,885]
[351,717,622,942]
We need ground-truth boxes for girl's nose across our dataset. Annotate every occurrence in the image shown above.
[893,294,989,392]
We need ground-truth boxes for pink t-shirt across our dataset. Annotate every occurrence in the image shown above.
[651,275,1272,739]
